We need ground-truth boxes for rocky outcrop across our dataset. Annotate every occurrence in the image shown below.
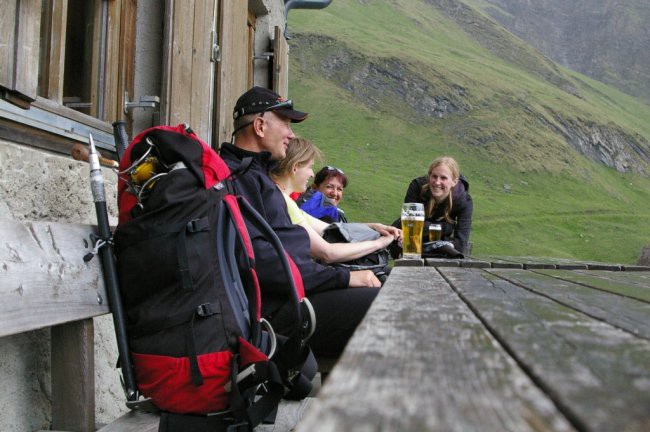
[540,110,650,175]
[291,34,469,123]
[477,0,650,103]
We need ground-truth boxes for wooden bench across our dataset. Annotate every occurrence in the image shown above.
[0,219,312,431]
[295,258,650,431]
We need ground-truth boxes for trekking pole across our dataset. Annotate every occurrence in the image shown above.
[112,120,129,161]
[87,133,138,402]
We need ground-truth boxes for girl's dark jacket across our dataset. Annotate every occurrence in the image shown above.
[398,175,473,254]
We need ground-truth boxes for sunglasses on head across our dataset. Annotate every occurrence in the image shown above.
[231,99,294,138]
[324,166,345,175]
[260,99,293,117]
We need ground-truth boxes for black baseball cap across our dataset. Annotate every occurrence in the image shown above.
[233,86,308,122]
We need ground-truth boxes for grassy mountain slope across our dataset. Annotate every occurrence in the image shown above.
[286,0,650,264]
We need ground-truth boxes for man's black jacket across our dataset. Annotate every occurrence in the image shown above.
[219,143,350,319]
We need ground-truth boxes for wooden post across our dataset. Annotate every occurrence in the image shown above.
[51,319,96,432]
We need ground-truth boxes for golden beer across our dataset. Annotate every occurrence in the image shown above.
[428,224,442,242]
[402,217,425,258]
[401,203,425,259]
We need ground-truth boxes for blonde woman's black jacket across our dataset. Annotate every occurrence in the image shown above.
[401,175,473,254]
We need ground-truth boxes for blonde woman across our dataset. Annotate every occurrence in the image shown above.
[401,156,473,254]
[270,137,400,264]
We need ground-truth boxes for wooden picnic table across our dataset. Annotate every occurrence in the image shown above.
[295,258,650,432]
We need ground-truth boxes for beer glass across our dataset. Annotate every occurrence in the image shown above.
[428,224,442,242]
[401,203,425,259]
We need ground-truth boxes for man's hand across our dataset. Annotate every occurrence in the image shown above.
[367,223,402,241]
[349,270,381,288]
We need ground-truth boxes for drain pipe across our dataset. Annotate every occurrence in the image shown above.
[284,0,333,39]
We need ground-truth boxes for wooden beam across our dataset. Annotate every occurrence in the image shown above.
[0,220,109,337]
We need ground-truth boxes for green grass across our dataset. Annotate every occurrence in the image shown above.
[286,0,650,264]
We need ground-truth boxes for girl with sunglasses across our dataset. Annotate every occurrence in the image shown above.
[296,165,348,223]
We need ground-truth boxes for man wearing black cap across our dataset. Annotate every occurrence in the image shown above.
[219,86,380,358]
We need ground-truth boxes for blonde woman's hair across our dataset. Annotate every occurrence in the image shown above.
[270,137,323,180]
[420,156,460,223]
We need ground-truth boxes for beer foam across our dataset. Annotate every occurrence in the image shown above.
[402,215,425,220]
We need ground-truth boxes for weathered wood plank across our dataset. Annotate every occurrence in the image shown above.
[483,255,636,271]
[0,0,17,89]
[425,257,460,267]
[297,267,575,432]
[256,398,315,432]
[622,264,650,271]
[188,0,218,142]
[468,255,526,269]
[586,263,622,271]
[476,255,558,269]
[485,257,524,269]
[39,0,67,103]
[459,258,491,268]
[440,267,650,432]
[167,0,194,127]
[394,257,424,266]
[51,319,95,432]
[489,269,650,339]
[97,398,315,432]
[96,410,158,432]
[534,269,650,303]
[272,26,288,98]
[215,0,249,144]
[13,0,41,100]
[0,219,109,336]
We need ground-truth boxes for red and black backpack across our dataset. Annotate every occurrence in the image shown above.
[113,124,315,430]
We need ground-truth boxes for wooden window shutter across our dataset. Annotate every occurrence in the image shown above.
[103,0,137,123]
[272,26,288,98]
[161,0,219,143]
[214,0,249,145]
[0,0,41,105]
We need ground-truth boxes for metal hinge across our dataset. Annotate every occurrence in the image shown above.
[211,30,221,63]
